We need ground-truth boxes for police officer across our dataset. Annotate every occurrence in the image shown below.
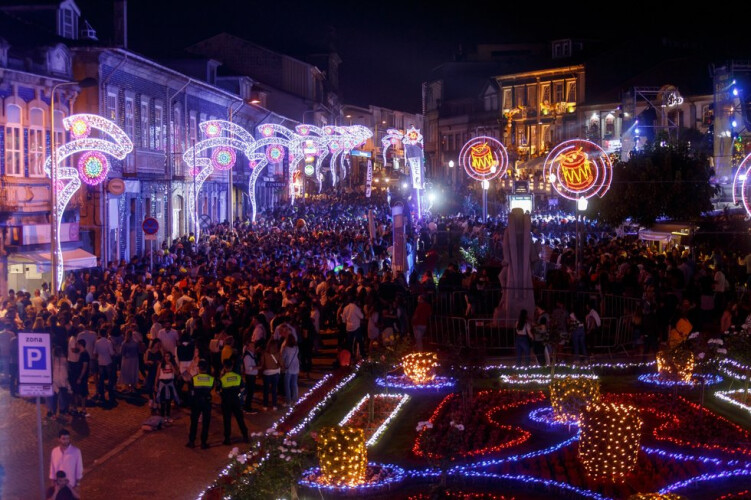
[219,359,249,445]
[187,359,214,449]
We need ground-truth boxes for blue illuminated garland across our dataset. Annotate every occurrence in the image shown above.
[375,374,455,391]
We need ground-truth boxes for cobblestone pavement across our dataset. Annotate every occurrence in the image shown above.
[0,371,325,500]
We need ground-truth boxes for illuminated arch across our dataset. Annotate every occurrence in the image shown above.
[44,114,133,290]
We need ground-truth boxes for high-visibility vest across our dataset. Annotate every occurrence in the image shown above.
[220,372,242,389]
[193,373,214,388]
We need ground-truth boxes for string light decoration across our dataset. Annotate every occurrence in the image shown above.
[44,113,133,290]
[402,352,439,384]
[409,492,513,500]
[549,376,601,424]
[458,136,508,182]
[659,469,751,496]
[543,139,612,201]
[578,402,642,481]
[637,372,722,387]
[714,389,751,417]
[375,374,455,391]
[77,151,109,185]
[211,147,236,170]
[527,407,580,429]
[732,153,751,216]
[337,393,410,447]
[316,426,368,486]
[501,372,598,386]
[183,121,253,239]
[265,144,285,163]
[656,350,694,383]
[719,358,751,382]
[299,463,406,494]
[628,494,687,500]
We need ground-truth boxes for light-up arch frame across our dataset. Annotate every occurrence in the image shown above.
[183,120,255,240]
[732,153,751,216]
[543,139,612,201]
[44,114,133,290]
[382,126,425,217]
[292,124,329,195]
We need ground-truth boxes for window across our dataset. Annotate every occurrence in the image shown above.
[527,86,537,110]
[189,112,197,147]
[106,89,118,122]
[172,105,182,154]
[29,107,45,177]
[515,87,525,108]
[4,104,22,176]
[124,96,135,142]
[502,89,512,110]
[554,82,564,103]
[153,102,164,150]
[541,84,551,105]
[140,98,150,148]
[566,81,577,103]
[605,113,615,137]
[59,7,77,39]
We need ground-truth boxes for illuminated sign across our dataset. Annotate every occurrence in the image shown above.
[304,163,315,176]
[458,136,508,182]
[543,139,612,200]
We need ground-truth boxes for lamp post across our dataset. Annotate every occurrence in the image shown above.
[49,77,96,293]
[575,196,588,277]
[482,179,490,222]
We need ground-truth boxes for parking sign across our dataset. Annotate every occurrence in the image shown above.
[18,332,52,385]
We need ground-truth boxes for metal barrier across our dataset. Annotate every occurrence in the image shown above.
[589,317,620,358]
[428,316,468,347]
[466,318,514,350]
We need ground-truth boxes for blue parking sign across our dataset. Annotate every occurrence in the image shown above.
[18,332,52,385]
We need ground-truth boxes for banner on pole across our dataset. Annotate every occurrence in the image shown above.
[365,160,373,198]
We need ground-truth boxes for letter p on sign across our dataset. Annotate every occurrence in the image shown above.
[23,346,46,370]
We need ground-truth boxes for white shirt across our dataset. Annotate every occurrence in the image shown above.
[49,444,83,488]
[341,303,364,332]
[157,328,179,356]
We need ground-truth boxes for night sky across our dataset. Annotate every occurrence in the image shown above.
[70,0,726,113]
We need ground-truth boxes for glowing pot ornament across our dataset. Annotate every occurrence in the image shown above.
[578,402,642,481]
[549,376,600,424]
[77,151,109,185]
[656,349,694,383]
[316,426,368,486]
[211,147,236,170]
[458,136,508,182]
[543,139,612,200]
[402,352,439,385]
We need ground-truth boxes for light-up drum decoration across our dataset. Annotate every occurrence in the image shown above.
[211,147,236,170]
[458,136,508,182]
[656,349,694,383]
[544,139,612,200]
[77,151,109,185]
[204,122,222,138]
[402,352,439,385]
[549,376,600,424]
[732,153,751,216]
[578,402,642,481]
[317,426,368,486]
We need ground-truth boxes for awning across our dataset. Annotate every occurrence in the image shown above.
[9,248,98,271]
[638,230,674,244]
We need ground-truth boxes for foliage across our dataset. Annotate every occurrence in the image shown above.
[589,141,718,227]
[222,432,311,500]
[459,236,492,270]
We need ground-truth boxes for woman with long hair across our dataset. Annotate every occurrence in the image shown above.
[155,350,180,422]
[281,334,300,406]
[261,339,281,411]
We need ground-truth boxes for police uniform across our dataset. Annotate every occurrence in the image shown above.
[188,372,214,448]
[220,370,249,444]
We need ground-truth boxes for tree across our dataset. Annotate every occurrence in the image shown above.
[589,140,718,227]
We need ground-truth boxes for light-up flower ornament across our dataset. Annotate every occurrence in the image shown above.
[77,151,109,185]
[204,122,222,138]
[69,117,91,139]
[211,147,237,170]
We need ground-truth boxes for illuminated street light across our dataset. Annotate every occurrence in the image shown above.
[448,160,455,168]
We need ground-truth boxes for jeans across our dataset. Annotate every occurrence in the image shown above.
[515,335,531,365]
[243,374,257,410]
[97,363,115,400]
[263,372,279,408]
[283,372,298,404]
[572,331,587,360]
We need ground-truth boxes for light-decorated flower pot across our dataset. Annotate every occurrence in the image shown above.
[402,352,439,385]
[656,349,694,383]
[627,494,687,500]
[549,376,600,424]
[579,402,642,481]
[316,427,368,486]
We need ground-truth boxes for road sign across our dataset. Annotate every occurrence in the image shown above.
[19,384,54,397]
[18,332,51,385]
[142,217,159,235]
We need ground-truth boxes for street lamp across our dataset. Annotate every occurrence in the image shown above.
[50,76,97,293]
[575,196,588,276]
[482,179,490,222]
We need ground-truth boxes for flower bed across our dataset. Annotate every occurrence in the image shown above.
[602,393,751,457]
[338,393,410,446]
[413,390,546,459]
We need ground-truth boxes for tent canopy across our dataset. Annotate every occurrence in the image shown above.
[9,248,97,271]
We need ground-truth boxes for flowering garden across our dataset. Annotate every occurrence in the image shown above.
[203,329,751,500]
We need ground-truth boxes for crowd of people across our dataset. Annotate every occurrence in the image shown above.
[1,194,750,439]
